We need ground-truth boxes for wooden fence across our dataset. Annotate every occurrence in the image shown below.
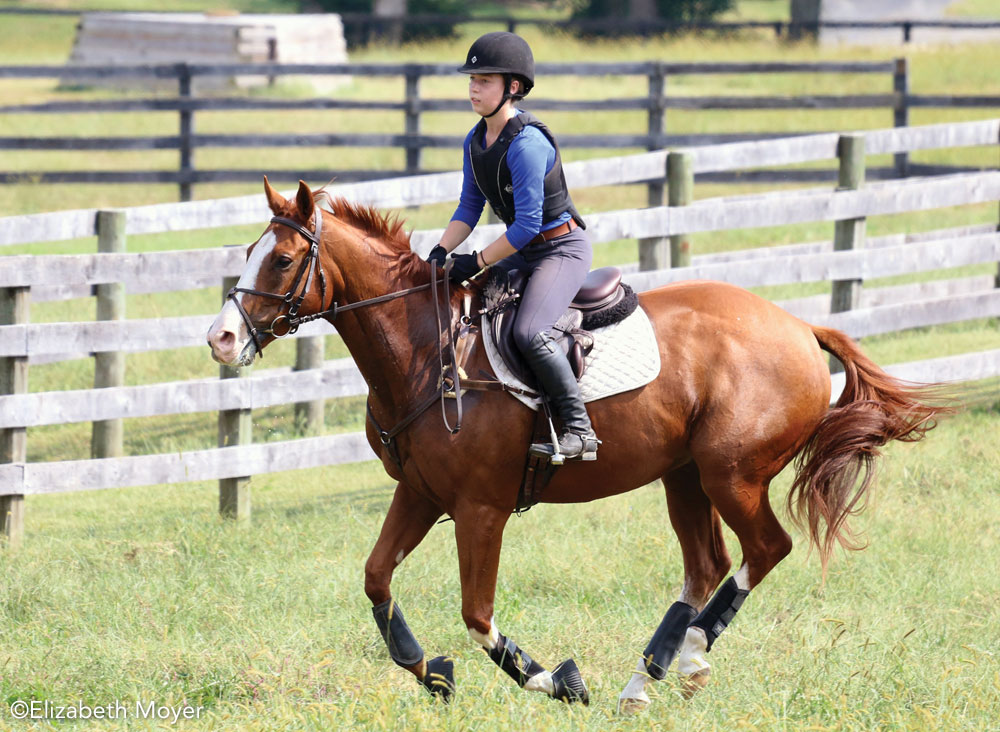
[7,58,1000,201]
[1,118,999,547]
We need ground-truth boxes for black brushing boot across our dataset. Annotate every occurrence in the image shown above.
[521,332,599,461]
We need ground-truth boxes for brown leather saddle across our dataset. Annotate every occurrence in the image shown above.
[486,266,639,390]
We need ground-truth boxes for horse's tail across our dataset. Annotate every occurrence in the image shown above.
[788,325,954,572]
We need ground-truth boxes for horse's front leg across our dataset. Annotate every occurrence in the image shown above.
[454,500,589,705]
[365,482,455,700]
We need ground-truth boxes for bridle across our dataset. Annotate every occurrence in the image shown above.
[227,208,443,356]
[227,209,329,355]
[228,207,473,461]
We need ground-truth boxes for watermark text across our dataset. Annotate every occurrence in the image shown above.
[8,699,204,723]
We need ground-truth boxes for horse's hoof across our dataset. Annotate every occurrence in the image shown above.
[680,668,711,699]
[616,695,650,715]
[420,655,455,703]
[551,658,589,705]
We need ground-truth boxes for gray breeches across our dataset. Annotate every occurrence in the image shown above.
[494,228,593,354]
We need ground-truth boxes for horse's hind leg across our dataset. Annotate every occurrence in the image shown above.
[618,461,732,713]
[365,482,455,700]
[674,469,792,696]
[454,499,589,704]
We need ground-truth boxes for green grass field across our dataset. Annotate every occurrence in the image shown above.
[2,3,1000,729]
[2,403,998,730]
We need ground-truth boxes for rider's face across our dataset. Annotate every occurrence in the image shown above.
[468,73,517,116]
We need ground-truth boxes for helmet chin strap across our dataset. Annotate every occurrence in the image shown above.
[481,74,514,119]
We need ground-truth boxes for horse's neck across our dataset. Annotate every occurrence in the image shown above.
[326,234,443,416]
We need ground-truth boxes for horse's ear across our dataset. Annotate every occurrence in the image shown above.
[296,180,315,223]
[264,175,286,214]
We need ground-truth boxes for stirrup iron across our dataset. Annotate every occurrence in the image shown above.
[529,400,599,464]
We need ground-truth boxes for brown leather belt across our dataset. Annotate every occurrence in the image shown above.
[528,218,577,245]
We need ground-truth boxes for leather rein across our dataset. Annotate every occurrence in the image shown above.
[227,210,467,465]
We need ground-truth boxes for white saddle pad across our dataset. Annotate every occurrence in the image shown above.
[482,305,662,411]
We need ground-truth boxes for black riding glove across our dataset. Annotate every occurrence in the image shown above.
[448,252,482,283]
[426,244,448,267]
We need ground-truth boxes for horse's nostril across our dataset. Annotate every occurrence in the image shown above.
[209,329,236,351]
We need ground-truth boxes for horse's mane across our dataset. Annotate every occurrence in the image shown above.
[308,188,430,284]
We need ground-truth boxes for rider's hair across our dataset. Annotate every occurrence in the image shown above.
[507,74,530,103]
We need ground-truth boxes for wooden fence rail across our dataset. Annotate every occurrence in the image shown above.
[1,220,993,364]
[4,171,1000,287]
[2,345,999,497]
[3,118,998,248]
[1,225,998,360]
[0,280,997,431]
[0,119,998,545]
[0,218,997,361]
[7,58,998,199]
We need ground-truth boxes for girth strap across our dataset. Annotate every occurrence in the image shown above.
[366,386,445,474]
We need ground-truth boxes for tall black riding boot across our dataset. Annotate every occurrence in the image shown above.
[521,332,599,461]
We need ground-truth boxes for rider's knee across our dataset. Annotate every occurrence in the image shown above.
[513,325,536,355]
[515,326,551,355]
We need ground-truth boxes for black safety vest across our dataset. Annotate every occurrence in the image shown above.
[468,111,585,230]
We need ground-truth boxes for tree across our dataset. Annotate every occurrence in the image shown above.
[315,0,467,46]
[570,0,735,35]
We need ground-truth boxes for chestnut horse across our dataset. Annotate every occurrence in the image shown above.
[207,180,946,712]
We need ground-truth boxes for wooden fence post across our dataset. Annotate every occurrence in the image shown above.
[830,133,867,373]
[178,62,194,202]
[294,337,325,433]
[404,66,422,176]
[893,58,909,178]
[92,210,126,459]
[218,276,252,521]
[667,151,694,268]
[1,286,29,549]
[639,64,670,271]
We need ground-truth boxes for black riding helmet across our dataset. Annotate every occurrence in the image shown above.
[458,32,535,118]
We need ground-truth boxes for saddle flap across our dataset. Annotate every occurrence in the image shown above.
[492,297,586,389]
[485,266,637,390]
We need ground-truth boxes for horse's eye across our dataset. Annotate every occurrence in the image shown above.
[275,255,294,270]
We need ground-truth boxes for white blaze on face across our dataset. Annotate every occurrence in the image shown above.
[207,231,278,364]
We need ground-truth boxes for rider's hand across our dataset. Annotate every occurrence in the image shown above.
[426,244,448,267]
[448,252,483,283]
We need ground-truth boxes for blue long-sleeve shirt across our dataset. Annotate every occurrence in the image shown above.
[451,111,571,250]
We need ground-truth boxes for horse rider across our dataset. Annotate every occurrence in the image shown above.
[426,31,599,462]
